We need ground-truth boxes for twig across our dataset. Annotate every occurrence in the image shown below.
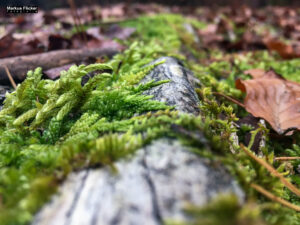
[0,48,118,83]
[3,65,16,89]
[67,0,80,36]
[240,144,300,197]
[212,92,245,108]
[67,0,87,43]
[251,183,300,212]
[274,157,300,161]
[281,127,298,136]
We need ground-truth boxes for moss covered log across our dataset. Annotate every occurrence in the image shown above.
[0,14,300,225]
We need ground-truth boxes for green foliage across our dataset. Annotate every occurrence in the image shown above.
[121,13,206,59]
[121,14,183,51]
[191,49,300,225]
[1,12,300,225]
[0,39,178,225]
[167,194,266,225]
[232,51,300,82]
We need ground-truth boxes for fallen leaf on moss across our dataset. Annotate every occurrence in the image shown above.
[236,69,300,135]
[244,69,284,79]
[264,38,300,59]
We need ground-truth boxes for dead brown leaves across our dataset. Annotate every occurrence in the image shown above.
[194,6,300,58]
[0,4,139,59]
[0,33,44,58]
[236,69,300,135]
[264,39,300,59]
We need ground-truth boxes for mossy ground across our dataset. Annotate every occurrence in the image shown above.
[0,13,300,225]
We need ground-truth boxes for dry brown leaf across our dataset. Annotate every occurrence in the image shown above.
[244,68,266,79]
[244,69,285,79]
[264,38,300,59]
[236,70,300,135]
[43,64,74,80]
[0,34,44,58]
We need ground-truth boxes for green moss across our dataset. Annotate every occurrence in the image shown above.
[0,40,176,224]
[1,13,300,225]
[167,194,266,225]
[120,13,206,59]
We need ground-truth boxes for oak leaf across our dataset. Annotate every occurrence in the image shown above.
[236,69,300,135]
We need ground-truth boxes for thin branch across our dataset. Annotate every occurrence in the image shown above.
[281,127,298,135]
[3,65,16,89]
[251,183,300,212]
[240,144,300,197]
[67,0,87,43]
[212,92,245,108]
[67,0,80,36]
[275,157,300,161]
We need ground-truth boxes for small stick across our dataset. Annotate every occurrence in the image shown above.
[3,65,17,89]
[274,157,300,161]
[240,144,300,197]
[0,48,118,84]
[281,127,298,136]
[251,183,300,212]
[67,0,87,43]
[67,0,80,37]
[212,92,245,108]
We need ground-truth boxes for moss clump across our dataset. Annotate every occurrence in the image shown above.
[0,41,174,225]
[0,15,207,224]
[167,194,267,225]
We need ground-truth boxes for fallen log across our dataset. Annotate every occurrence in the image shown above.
[32,57,244,225]
[0,48,118,84]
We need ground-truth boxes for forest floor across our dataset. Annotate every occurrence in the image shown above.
[1,3,300,225]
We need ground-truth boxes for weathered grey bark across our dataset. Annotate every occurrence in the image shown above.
[0,48,118,84]
[32,57,244,225]
[142,57,200,114]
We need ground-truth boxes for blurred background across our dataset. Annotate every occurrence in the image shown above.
[1,0,300,10]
